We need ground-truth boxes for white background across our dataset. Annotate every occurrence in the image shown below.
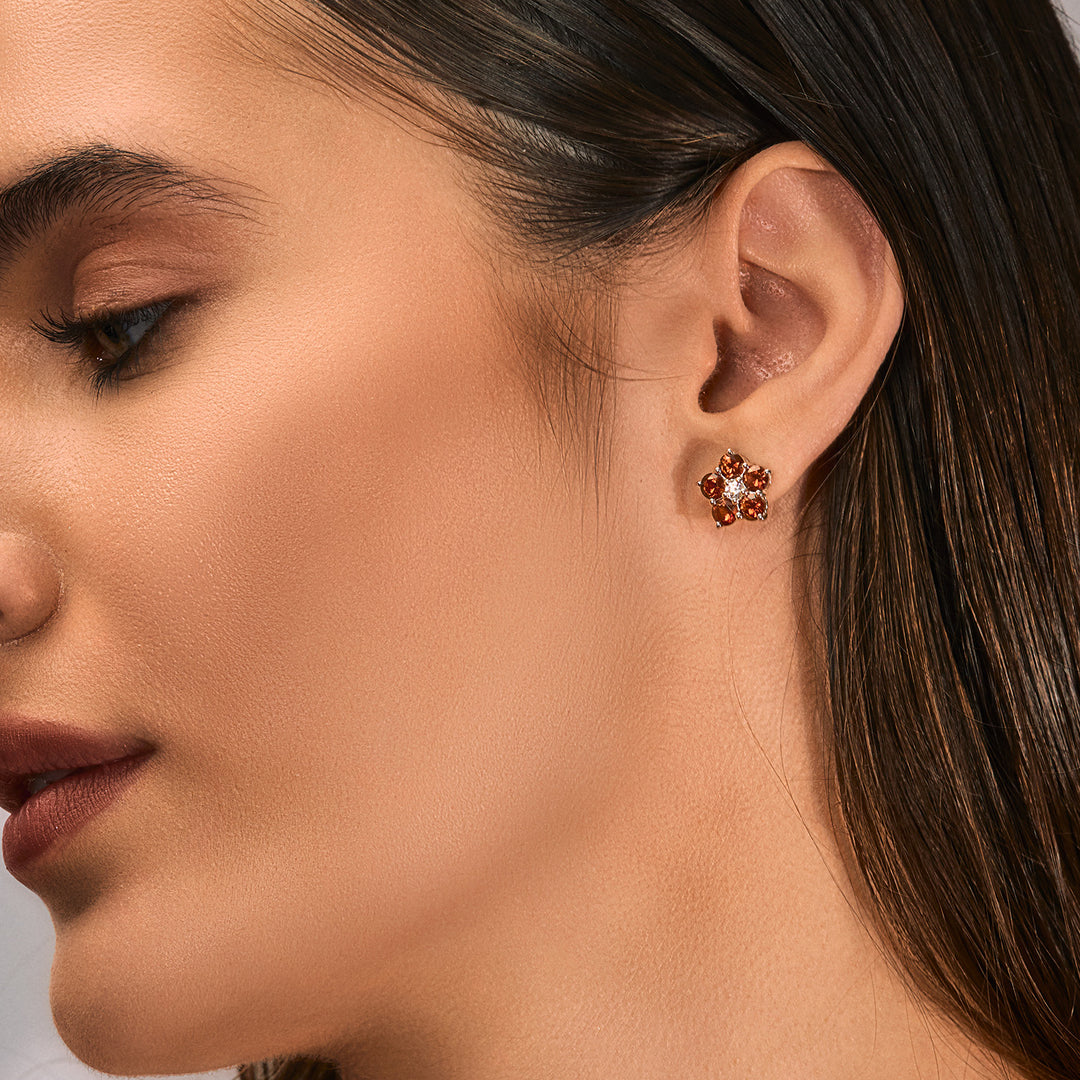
[3,2,1080,1078]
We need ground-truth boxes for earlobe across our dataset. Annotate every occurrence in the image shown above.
[692,141,905,510]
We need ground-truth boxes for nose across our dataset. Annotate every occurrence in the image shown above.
[0,531,62,644]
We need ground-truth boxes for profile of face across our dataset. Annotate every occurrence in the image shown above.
[0,0,663,1069]
[0,0,915,1075]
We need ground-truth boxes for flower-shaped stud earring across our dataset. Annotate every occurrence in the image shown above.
[698,449,772,527]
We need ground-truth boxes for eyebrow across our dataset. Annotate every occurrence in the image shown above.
[0,141,270,276]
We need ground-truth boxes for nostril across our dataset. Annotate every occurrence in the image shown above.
[0,532,62,645]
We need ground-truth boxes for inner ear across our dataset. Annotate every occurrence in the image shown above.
[698,260,826,413]
[696,163,884,415]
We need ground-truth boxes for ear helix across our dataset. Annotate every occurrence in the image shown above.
[697,449,772,527]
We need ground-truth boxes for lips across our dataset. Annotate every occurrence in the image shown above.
[0,713,154,814]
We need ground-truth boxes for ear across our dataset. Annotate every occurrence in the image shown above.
[615,141,905,530]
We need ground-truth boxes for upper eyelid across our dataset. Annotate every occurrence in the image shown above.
[57,296,175,326]
[31,299,174,340]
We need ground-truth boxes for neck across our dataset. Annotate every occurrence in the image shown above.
[328,535,1009,1080]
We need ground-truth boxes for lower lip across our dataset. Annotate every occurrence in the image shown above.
[2,753,154,879]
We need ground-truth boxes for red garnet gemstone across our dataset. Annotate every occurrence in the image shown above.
[712,497,738,527]
[718,450,745,479]
[744,464,771,491]
[739,492,768,520]
[700,473,722,499]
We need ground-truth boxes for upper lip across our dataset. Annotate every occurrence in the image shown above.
[0,714,154,814]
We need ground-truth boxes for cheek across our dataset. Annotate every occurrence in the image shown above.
[45,227,615,1069]
[113,257,550,869]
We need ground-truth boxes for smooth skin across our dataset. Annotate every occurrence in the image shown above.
[0,1,1014,1078]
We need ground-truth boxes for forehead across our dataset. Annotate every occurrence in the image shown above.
[0,0,308,186]
[0,0,504,301]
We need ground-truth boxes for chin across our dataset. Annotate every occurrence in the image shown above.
[46,906,253,1077]
[50,965,235,1077]
[44,888,347,1078]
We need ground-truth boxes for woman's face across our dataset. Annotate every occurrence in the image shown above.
[0,0,664,1071]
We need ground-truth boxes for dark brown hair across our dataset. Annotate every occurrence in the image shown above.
[232,2,1080,1077]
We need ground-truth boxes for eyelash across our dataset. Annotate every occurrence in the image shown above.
[29,299,176,399]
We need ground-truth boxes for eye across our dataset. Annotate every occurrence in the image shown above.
[30,299,176,399]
